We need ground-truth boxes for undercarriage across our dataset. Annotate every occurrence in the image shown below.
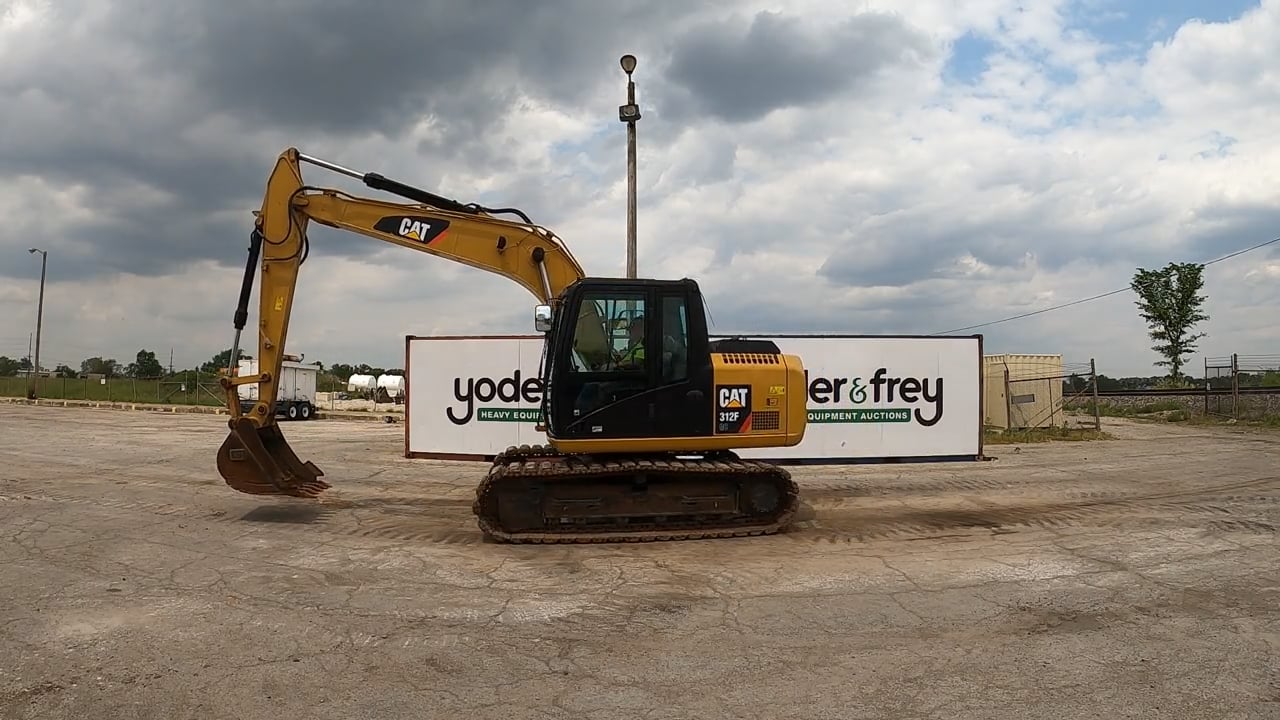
[217,422,800,544]
[472,444,800,543]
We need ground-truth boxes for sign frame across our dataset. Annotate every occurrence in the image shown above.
[403,333,986,465]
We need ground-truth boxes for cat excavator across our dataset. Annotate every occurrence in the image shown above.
[216,147,809,543]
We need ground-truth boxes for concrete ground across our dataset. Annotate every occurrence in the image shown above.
[1,405,1277,720]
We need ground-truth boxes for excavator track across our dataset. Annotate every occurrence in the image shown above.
[471,444,800,544]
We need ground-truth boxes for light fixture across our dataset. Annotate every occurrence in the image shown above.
[620,54,636,75]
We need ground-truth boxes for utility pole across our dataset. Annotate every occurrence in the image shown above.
[618,54,641,279]
[1090,358,1100,430]
[28,248,47,399]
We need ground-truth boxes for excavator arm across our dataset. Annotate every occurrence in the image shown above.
[215,147,603,497]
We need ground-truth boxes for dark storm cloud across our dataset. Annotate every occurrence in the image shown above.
[1180,202,1280,265]
[819,243,948,288]
[816,187,1194,290]
[700,278,992,338]
[815,193,1280,298]
[0,0,728,281]
[656,10,935,123]
[816,210,1039,289]
[119,0,668,137]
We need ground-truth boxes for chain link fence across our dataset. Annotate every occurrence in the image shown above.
[0,371,354,407]
[986,356,1101,430]
[1203,353,1280,420]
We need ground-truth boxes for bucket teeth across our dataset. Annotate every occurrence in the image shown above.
[216,417,330,497]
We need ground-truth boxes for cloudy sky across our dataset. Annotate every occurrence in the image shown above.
[1,0,1277,377]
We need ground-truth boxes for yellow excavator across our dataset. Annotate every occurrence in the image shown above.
[216,147,809,543]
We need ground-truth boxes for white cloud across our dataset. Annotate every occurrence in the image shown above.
[1,0,1278,380]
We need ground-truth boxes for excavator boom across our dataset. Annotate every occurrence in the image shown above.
[216,148,591,498]
[217,148,808,544]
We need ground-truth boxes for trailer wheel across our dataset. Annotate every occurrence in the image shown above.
[300,403,312,421]
[287,403,299,421]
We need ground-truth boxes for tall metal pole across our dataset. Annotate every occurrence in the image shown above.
[28,248,46,399]
[1231,352,1239,419]
[1090,358,1100,430]
[626,109,637,279]
[619,54,641,278]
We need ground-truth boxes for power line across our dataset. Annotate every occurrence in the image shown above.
[929,235,1280,335]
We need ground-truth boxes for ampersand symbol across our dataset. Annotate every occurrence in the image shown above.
[850,378,867,403]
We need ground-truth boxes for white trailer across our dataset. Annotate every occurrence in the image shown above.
[237,356,319,421]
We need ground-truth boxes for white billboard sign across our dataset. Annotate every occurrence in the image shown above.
[404,335,983,462]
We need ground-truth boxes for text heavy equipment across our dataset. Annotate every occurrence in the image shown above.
[216,147,809,543]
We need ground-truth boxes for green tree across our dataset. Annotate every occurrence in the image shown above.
[328,363,356,381]
[0,356,19,376]
[200,348,252,374]
[127,349,165,378]
[1130,262,1210,380]
[80,357,120,377]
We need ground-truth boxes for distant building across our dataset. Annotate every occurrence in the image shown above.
[15,369,56,379]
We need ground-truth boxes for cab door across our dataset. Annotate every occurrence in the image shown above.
[545,280,716,441]
[547,285,655,439]
[645,285,713,437]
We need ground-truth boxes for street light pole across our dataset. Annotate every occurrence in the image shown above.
[28,248,46,399]
[619,54,641,279]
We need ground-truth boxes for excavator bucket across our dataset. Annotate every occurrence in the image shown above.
[216,416,331,497]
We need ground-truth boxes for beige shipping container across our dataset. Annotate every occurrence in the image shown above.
[983,354,1064,429]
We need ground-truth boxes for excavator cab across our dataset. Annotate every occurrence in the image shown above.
[533,276,806,454]
[539,278,713,441]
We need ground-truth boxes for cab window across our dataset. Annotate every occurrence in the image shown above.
[569,291,646,373]
[660,294,689,382]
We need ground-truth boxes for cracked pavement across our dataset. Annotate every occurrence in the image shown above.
[1,405,1278,719]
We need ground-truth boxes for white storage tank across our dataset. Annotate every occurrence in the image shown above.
[983,353,1064,429]
[347,374,377,391]
[377,374,406,397]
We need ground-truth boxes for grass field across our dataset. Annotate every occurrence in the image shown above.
[0,375,230,406]
[0,372,354,407]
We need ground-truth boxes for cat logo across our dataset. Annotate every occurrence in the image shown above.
[768,385,785,395]
[718,386,749,409]
[372,214,450,244]
[715,384,752,433]
[398,218,432,241]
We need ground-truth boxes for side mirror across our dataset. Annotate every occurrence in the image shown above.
[534,304,553,332]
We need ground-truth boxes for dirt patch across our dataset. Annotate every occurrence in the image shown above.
[0,406,1276,719]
